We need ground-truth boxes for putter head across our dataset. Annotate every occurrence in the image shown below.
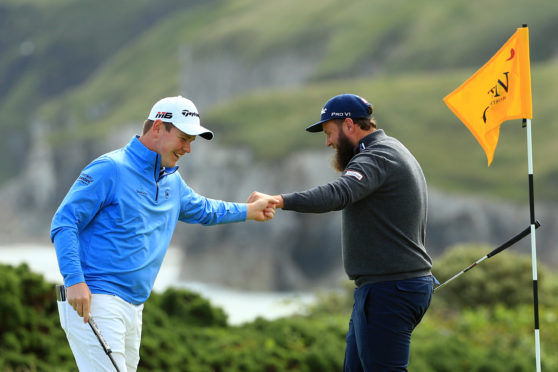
[55,284,66,301]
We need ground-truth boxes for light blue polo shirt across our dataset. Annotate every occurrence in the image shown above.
[51,136,247,304]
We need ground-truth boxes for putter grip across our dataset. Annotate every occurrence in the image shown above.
[88,318,112,354]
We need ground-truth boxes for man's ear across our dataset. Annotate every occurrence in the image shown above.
[344,118,355,133]
[152,119,163,138]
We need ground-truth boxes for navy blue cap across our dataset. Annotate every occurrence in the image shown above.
[306,94,372,133]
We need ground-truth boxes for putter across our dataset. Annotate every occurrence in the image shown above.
[56,285,121,372]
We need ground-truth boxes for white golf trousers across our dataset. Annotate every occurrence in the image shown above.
[57,293,144,371]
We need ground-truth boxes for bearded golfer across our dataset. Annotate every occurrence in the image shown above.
[250,93,436,371]
[51,96,277,371]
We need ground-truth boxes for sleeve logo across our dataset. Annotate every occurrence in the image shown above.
[344,170,363,181]
[77,173,93,185]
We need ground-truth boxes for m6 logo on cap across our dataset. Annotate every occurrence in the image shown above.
[155,112,173,119]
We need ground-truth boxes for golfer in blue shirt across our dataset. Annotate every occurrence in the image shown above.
[51,96,277,371]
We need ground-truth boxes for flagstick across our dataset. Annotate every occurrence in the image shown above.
[524,118,541,372]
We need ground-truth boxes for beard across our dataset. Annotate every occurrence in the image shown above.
[332,130,355,172]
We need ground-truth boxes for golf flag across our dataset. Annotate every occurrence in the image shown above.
[444,26,532,165]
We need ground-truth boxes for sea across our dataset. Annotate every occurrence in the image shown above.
[0,244,315,325]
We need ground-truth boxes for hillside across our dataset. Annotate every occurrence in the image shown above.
[8,0,553,201]
[2,0,558,289]
[0,0,209,173]
[204,59,558,201]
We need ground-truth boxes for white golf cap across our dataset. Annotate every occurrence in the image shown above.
[147,96,214,140]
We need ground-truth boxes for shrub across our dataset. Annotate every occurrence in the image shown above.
[2,248,558,372]
[0,264,75,371]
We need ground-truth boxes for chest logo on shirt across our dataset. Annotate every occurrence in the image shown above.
[344,170,364,181]
[136,184,148,197]
[165,189,170,199]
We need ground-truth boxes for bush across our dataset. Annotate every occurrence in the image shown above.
[139,308,347,371]
[0,264,75,371]
[2,248,558,372]
[411,305,558,371]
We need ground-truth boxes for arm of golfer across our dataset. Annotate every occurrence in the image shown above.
[67,282,92,323]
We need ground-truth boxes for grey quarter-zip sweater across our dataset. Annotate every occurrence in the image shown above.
[282,129,432,286]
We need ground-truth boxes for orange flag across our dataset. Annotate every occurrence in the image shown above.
[444,26,533,166]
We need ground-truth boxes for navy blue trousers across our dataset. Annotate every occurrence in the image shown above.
[343,276,436,372]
